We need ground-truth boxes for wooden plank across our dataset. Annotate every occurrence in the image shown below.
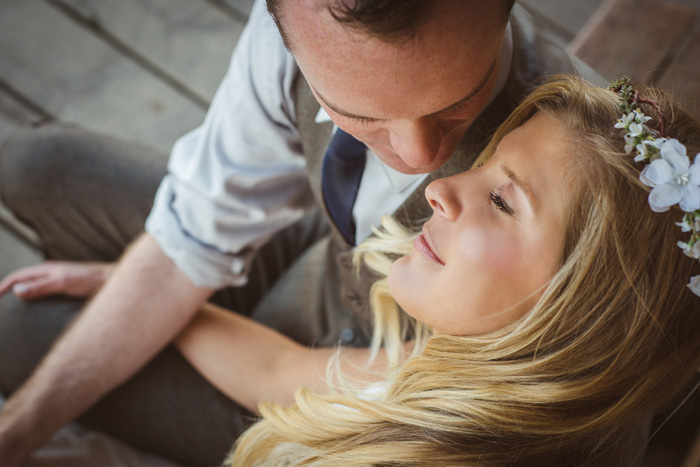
[217,0,256,21]
[683,428,700,467]
[54,0,246,104]
[0,87,46,249]
[520,0,605,41]
[658,23,700,122]
[0,85,48,146]
[569,0,697,83]
[0,0,206,153]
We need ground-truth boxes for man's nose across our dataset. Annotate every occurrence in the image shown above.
[389,119,442,169]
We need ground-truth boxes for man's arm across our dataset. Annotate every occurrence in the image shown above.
[0,233,213,466]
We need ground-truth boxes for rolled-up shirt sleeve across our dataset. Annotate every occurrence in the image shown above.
[146,0,313,289]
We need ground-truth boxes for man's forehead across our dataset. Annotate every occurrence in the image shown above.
[311,56,499,122]
[278,0,508,51]
[283,0,508,118]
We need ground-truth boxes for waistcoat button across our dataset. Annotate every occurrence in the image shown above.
[340,327,356,344]
[347,291,361,307]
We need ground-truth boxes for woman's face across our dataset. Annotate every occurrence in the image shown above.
[388,113,577,335]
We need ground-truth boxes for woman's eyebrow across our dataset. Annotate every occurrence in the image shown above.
[500,163,539,211]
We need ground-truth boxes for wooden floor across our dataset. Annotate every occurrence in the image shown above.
[0,0,699,464]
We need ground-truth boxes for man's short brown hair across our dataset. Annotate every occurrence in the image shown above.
[267,0,515,48]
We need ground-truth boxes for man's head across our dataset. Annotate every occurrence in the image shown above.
[267,0,515,174]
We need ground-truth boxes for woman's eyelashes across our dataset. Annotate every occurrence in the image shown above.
[489,191,515,216]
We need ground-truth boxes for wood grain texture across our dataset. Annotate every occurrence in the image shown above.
[54,0,245,104]
[0,87,47,145]
[0,88,47,249]
[658,23,700,121]
[0,0,206,153]
[217,0,256,20]
[520,0,606,41]
[569,0,697,83]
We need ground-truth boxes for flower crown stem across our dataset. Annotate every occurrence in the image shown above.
[634,90,667,137]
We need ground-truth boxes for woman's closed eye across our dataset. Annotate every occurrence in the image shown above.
[489,191,514,216]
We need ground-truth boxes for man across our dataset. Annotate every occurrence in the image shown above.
[0,0,595,465]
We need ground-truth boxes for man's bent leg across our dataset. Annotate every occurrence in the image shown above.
[0,123,169,397]
[0,124,167,260]
[0,290,249,467]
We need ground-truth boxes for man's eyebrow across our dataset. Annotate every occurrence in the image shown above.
[427,59,498,117]
[313,58,498,122]
[500,163,539,211]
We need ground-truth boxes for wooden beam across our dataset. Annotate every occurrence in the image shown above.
[657,24,700,122]
[52,0,246,104]
[0,86,46,248]
[519,0,606,42]
[215,0,255,22]
[0,84,48,145]
[569,0,697,83]
[0,0,206,153]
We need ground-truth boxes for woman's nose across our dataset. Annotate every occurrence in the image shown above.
[425,176,462,221]
[389,119,443,169]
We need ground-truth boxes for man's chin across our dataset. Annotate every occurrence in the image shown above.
[381,154,448,175]
[369,148,444,175]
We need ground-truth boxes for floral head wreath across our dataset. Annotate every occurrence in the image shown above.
[609,76,700,297]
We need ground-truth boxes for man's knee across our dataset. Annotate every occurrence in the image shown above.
[0,125,166,260]
[0,124,84,215]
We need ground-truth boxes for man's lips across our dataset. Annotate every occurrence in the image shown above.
[414,226,444,265]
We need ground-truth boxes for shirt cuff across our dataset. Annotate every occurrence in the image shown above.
[145,177,253,289]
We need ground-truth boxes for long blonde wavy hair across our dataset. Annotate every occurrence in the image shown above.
[229,76,700,466]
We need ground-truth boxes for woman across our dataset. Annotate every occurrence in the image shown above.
[175,75,700,465]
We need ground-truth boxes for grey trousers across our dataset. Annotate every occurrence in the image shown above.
[0,125,367,467]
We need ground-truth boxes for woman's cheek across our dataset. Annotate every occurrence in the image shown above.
[480,231,523,276]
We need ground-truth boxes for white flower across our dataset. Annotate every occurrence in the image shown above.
[678,241,700,259]
[635,142,651,161]
[645,138,665,150]
[677,216,700,232]
[628,122,645,137]
[640,140,700,212]
[677,218,693,232]
[634,109,652,124]
[615,111,637,129]
[616,109,652,130]
[687,275,700,297]
[635,139,666,162]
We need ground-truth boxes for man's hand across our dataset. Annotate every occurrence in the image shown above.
[0,261,115,300]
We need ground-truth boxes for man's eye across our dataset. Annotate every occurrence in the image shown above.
[489,191,514,216]
[352,117,376,126]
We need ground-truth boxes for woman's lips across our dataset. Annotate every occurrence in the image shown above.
[414,227,445,265]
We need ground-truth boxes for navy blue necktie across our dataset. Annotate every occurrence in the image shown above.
[321,129,367,246]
